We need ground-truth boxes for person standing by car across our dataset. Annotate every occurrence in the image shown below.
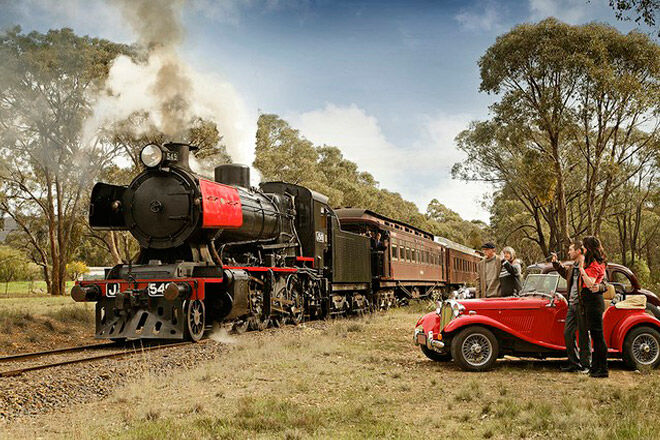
[499,246,522,296]
[552,240,590,373]
[579,236,608,378]
[476,242,502,298]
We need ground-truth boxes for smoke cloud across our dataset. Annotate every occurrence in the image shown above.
[84,0,255,164]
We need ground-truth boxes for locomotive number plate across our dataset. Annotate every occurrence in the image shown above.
[316,231,326,243]
[146,282,168,297]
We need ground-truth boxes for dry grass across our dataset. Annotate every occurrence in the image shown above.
[4,307,660,439]
[0,296,95,354]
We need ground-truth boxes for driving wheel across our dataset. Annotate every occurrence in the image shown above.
[184,299,205,342]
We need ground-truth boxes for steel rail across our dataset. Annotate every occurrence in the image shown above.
[0,341,193,377]
[0,342,119,363]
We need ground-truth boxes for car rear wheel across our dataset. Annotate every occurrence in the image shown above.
[450,326,499,371]
[420,345,452,362]
[623,326,660,370]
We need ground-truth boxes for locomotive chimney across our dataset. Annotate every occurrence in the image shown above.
[214,164,250,188]
[163,142,198,171]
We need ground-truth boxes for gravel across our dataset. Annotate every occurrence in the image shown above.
[0,340,224,422]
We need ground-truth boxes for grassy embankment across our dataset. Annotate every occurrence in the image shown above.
[0,283,95,353]
[4,303,660,440]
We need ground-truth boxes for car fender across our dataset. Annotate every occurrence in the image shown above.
[443,315,565,351]
[610,312,660,351]
[415,312,441,336]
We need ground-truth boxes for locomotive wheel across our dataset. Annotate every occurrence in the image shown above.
[286,275,305,325]
[231,319,249,334]
[184,299,206,342]
[248,286,270,331]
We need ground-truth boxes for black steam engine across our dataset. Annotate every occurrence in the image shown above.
[72,143,372,341]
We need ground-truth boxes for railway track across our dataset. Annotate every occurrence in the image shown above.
[0,341,194,378]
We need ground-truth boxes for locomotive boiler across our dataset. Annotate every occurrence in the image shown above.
[72,143,372,341]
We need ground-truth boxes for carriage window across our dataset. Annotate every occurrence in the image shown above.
[406,248,411,262]
[392,245,398,261]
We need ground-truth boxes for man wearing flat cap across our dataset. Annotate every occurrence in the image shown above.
[476,242,502,298]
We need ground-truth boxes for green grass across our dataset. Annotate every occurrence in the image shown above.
[0,280,75,298]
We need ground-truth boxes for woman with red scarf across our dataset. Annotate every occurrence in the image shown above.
[579,236,608,378]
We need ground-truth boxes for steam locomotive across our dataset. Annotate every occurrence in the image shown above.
[71,143,372,341]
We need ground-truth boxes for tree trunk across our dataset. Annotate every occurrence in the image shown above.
[109,231,123,265]
[551,139,571,253]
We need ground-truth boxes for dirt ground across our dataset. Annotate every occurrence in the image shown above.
[0,297,97,355]
[2,303,660,440]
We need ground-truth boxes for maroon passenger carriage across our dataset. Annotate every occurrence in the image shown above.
[335,209,479,307]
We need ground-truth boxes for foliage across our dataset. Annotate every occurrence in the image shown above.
[629,257,651,285]
[0,245,31,295]
[66,260,89,281]
[424,199,486,249]
[609,0,660,34]
[456,19,660,260]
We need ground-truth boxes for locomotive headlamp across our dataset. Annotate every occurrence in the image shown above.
[140,144,164,168]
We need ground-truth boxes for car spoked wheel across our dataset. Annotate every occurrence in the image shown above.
[633,334,659,364]
[462,334,492,366]
[184,299,205,342]
[450,326,499,371]
[624,326,660,370]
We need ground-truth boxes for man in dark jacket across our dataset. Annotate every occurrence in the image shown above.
[552,240,590,372]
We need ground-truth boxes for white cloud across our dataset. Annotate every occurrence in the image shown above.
[455,0,502,32]
[527,0,589,23]
[289,104,491,222]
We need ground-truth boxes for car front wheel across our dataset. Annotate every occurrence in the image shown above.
[420,345,452,362]
[450,326,499,371]
[623,326,660,370]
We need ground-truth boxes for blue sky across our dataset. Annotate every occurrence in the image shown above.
[0,0,645,221]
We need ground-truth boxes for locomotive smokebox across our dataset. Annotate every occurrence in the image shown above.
[163,142,197,170]
[215,164,250,188]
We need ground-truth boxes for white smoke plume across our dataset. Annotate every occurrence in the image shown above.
[209,323,238,344]
[84,0,255,164]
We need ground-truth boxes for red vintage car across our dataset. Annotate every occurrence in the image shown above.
[413,273,660,371]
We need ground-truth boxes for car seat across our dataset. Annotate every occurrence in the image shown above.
[603,284,616,309]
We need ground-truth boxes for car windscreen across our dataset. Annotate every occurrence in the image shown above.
[521,274,560,295]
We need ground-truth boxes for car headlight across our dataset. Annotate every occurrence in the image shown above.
[450,300,465,317]
[140,144,164,168]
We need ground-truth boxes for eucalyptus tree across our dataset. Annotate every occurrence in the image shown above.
[0,27,129,295]
[456,18,660,254]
